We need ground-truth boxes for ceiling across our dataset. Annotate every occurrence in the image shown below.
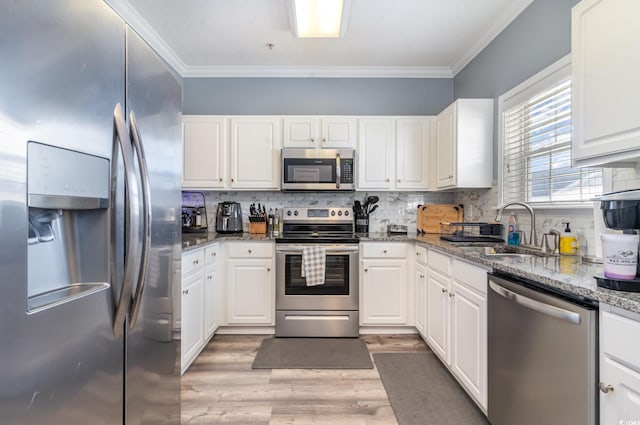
[106,0,534,78]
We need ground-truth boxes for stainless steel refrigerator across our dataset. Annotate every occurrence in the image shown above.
[0,1,182,424]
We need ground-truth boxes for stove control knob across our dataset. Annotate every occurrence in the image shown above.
[287,210,292,216]
[331,211,336,216]
[294,210,299,216]
[338,210,343,216]
[345,210,349,216]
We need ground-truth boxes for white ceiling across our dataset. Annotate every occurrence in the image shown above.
[106,0,534,78]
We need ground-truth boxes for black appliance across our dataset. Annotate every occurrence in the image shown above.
[216,201,243,233]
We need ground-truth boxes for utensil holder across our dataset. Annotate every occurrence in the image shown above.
[355,213,369,233]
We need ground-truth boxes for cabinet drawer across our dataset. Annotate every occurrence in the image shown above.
[452,258,488,295]
[205,244,219,264]
[227,242,273,258]
[415,245,428,265]
[361,242,407,258]
[428,249,451,275]
[182,249,205,275]
[602,309,640,369]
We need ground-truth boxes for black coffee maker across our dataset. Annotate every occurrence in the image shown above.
[595,189,640,292]
[216,202,243,233]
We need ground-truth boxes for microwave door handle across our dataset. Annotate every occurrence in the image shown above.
[336,152,341,189]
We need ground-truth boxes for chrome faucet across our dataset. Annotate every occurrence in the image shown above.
[495,202,538,249]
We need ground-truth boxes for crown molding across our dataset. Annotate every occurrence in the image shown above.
[451,0,534,76]
[103,0,188,75]
[182,66,453,79]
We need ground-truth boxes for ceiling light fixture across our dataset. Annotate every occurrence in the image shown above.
[287,0,351,38]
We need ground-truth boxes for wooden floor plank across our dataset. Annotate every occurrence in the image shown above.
[181,334,429,424]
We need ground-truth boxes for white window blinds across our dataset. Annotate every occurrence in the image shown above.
[501,60,602,205]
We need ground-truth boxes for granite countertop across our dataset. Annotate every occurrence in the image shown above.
[182,231,640,314]
[182,232,275,252]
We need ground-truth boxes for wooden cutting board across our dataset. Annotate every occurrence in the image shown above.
[417,204,464,234]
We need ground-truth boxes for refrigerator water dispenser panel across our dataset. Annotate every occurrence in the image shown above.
[27,142,110,312]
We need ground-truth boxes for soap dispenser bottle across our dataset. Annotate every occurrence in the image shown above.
[559,222,578,255]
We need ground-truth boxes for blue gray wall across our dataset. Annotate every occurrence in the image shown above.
[183,77,453,115]
[454,0,579,176]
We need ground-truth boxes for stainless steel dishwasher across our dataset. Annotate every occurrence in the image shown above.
[488,272,598,425]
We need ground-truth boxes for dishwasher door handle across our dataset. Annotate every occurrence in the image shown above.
[489,280,582,325]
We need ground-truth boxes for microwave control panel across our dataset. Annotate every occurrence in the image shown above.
[341,159,354,183]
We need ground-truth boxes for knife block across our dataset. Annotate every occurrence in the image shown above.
[249,221,267,234]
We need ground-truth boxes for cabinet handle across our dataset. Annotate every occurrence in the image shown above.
[364,269,368,272]
[449,291,455,298]
[310,138,315,142]
[598,383,614,394]
[267,268,271,272]
[449,175,453,179]
[386,178,390,182]
[441,288,447,293]
[383,250,387,254]
[397,179,401,182]
[248,249,252,254]
[420,274,424,278]
[231,178,235,182]
[193,259,199,265]
[207,275,213,280]
[211,252,216,257]
[322,138,326,143]
[182,289,189,295]
[219,178,222,182]
[416,252,420,256]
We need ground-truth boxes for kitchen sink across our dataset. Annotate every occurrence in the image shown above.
[458,245,550,258]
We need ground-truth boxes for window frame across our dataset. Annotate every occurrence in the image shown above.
[497,54,601,209]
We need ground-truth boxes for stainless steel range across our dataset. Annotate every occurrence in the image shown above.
[275,207,359,337]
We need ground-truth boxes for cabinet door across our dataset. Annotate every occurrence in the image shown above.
[230,117,282,189]
[204,264,217,338]
[572,0,640,166]
[451,280,487,409]
[436,103,456,188]
[396,117,432,190]
[283,116,317,148]
[227,259,274,324]
[415,263,427,338]
[181,271,205,374]
[321,117,357,148]
[600,356,640,425]
[426,268,451,365]
[182,116,227,189]
[361,259,407,325]
[357,118,395,190]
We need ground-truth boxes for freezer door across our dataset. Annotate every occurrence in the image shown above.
[0,1,126,425]
[124,27,182,425]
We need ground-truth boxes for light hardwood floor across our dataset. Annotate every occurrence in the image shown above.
[181,334,430,424]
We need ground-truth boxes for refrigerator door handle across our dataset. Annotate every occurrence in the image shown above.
[112,103,142,339]
[128,111,152,330]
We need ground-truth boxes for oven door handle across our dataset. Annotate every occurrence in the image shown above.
[336,152,341,189]
[276,248,359,255]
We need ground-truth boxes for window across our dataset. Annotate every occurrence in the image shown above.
[500,56,602,206]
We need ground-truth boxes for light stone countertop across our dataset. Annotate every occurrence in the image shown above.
[182,231,640,314]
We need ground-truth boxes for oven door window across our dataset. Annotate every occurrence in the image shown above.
[283,159,335,184]
[284,254,349,295]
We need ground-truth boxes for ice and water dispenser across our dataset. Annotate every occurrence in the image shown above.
[27,142,110,312]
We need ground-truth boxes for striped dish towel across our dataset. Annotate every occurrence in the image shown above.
[301,246,326,286]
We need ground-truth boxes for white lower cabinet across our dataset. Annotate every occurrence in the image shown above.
[414,262,427,337]
[360,242,410,326]
[204,244,219,338]
[225,242,275,325]
[600,304,640,424]
[181,249,206,375]
[425,248,488,411]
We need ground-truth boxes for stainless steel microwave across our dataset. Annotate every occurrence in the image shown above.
[281,148,355,191]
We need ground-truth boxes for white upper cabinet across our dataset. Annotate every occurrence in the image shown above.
[434,99,493,189]
[571,0,640,167]
[182,116,227,189]
[358,117,432,190]
[229,117,282,190]
[396,117,433,190]
[283,116,357,149]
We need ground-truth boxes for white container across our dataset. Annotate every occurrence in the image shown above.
[601,234,639,280]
